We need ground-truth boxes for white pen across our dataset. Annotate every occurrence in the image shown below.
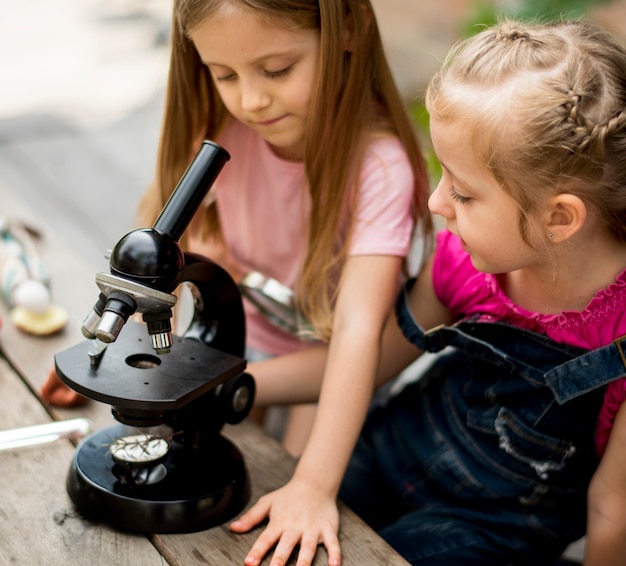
[0,418,92,452]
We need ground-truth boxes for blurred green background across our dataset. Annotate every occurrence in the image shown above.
[462,0,613,34]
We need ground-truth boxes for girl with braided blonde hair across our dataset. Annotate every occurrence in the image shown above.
[337,18,626,565]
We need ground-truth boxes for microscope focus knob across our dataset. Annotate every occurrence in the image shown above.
[219,373,256,425]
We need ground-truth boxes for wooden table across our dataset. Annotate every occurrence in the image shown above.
[0,183,409,566]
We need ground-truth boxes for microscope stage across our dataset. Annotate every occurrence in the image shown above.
[55,320,247,411]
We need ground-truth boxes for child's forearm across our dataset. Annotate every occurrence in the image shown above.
[585,515,626,566]
[249,345,329,406]
[291,326,380,497]
[585,403,626,565]
[249,304,426,408]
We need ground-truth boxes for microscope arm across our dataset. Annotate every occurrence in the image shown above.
[180,252,246,358]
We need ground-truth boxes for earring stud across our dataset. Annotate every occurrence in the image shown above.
[548,232,556,240]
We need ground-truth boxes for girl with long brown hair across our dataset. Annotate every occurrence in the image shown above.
[141,1,430,564]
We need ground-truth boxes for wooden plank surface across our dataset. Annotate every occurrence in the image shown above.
[0,181,409,565]
[0,357,165,566]
[158,419,409,566]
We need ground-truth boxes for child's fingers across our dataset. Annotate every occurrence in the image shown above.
[229,495,272,533]
[321,527,342,566]
[291,530,325,566]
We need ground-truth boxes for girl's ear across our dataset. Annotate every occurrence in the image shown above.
[545,193,587,243]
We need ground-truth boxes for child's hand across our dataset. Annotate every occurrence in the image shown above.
[230,477,341,566]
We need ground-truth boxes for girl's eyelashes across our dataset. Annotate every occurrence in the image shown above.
[214,73,236,83]
[265,65,293,79]
[449,186,471,204]
[212,65,294,83]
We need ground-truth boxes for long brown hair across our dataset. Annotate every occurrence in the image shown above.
[139,0,430,339]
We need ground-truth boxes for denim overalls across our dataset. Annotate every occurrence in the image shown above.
[339,279,626,565]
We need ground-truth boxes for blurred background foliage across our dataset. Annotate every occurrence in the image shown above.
[411,0,614,185]
[462,0,612,35]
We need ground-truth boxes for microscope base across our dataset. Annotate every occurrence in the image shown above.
[67,425,251,533]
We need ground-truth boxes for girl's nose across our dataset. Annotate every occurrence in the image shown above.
[428,179,453,219]
[240,79,271,112]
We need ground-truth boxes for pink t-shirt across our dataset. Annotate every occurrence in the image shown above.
[209,118,416,355]
[432,229,626,456]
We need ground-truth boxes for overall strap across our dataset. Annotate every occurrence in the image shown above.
[396,279,626,403]
[545,337,626,403]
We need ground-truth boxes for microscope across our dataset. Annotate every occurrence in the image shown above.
[54,141,255,534]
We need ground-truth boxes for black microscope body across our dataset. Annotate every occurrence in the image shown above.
[55,141,255,533]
